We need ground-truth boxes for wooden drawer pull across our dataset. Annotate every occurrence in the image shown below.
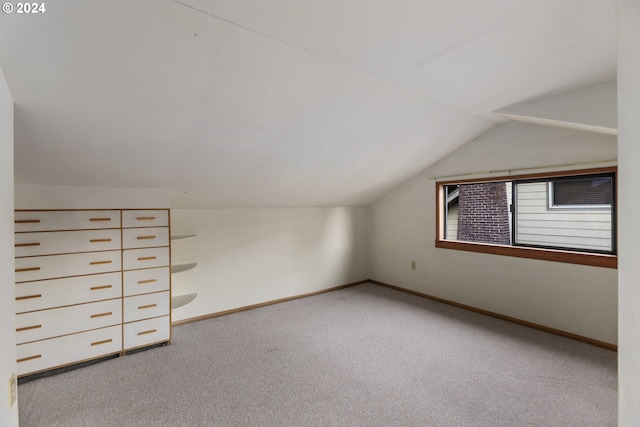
[15,219,40,224]
[137,216,156,221]
[138,329,157,336]
[90,218,112,222]
[90,312,113,319]
[16,267,40,273]
[137,235,156,240]
[138,304,157,310]
[15,242,41,247]
[90,260,112,265]
[90,238,112,243]
[16,294,42,301]
[90,285,112,291]
[16,325,41,332]
[138,279,157,284]
[17,355,41,363]
[137,256,157,261]
[91,339,113,346]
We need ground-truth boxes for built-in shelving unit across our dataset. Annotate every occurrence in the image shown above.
[171,234,196,241]
[14,209,172,378]
[170,233,198,310]
[170,262,197,274]
[172,293,198,309]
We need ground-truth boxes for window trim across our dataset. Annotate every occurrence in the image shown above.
[435,167,617,269]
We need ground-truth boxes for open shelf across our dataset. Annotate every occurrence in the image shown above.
[172,293,197,309]
[171,232,197,309]
[171,262,197,274]
[171,234,197,241]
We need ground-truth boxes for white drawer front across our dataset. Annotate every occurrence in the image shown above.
[122,227,169,249]
[15,272,122,313]
[122,247,169,271]
[15,251,122,283]
[16,299,122,344]
[15,210,121,232]
[123,267,170,297]
[16,325,122,376]
[123,291,170,322]
[123,316,170,350]
[122,210,168,228]
[15,229,122,257]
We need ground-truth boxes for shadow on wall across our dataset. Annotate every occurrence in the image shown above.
[170,207,367,307]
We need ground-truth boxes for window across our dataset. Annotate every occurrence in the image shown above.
[548,176,612,209]
[436,168,616,268]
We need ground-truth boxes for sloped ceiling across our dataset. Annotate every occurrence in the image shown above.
[495,79,617,135]
[0,0,616,207]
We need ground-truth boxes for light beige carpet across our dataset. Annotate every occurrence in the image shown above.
[18,283,617,426]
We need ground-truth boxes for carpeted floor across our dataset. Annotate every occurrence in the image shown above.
[18,283,617,426]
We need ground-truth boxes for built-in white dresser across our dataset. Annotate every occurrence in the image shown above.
[14,209,171,377]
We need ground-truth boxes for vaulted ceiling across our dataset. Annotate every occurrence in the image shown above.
[0,0,616,207]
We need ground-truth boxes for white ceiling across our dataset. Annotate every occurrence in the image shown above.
[0,0,616,207]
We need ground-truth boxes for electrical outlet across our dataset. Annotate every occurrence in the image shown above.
[411,260,416,270]
[8,373,16,408]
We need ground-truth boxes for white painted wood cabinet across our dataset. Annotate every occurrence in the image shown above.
[14,209,171,377]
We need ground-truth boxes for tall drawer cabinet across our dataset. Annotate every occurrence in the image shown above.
[121,210,171,350]
[14,209,172,378]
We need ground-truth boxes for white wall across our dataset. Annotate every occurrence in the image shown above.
[170,207,369,322]
[15,184,170,209]
[0,67,18,426]
[617,0,640,423]
[369,122,618,344]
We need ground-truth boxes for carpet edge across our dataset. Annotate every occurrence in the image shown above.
[369,279,617,351]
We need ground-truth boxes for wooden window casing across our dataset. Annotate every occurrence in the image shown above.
[435,167,617,269]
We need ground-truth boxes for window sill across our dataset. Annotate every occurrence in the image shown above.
[435,240,617,269]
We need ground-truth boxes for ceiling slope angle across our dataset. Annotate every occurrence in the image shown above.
[0,0,618,208]
[179,0,617,119]
[493,80,617,135]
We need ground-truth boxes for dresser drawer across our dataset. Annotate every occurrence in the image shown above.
[16,299,122,344]
[123,267,170,297]
[16,325,122,377]
[123,316,170,350]
[122,227,169,249]
[15,272,122,313]
[123,291,170,323]
[122,247,169,271]
[122,210,168,228]
[15,210,121,232]
[15,250,122,283]
[15,229,122,257]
